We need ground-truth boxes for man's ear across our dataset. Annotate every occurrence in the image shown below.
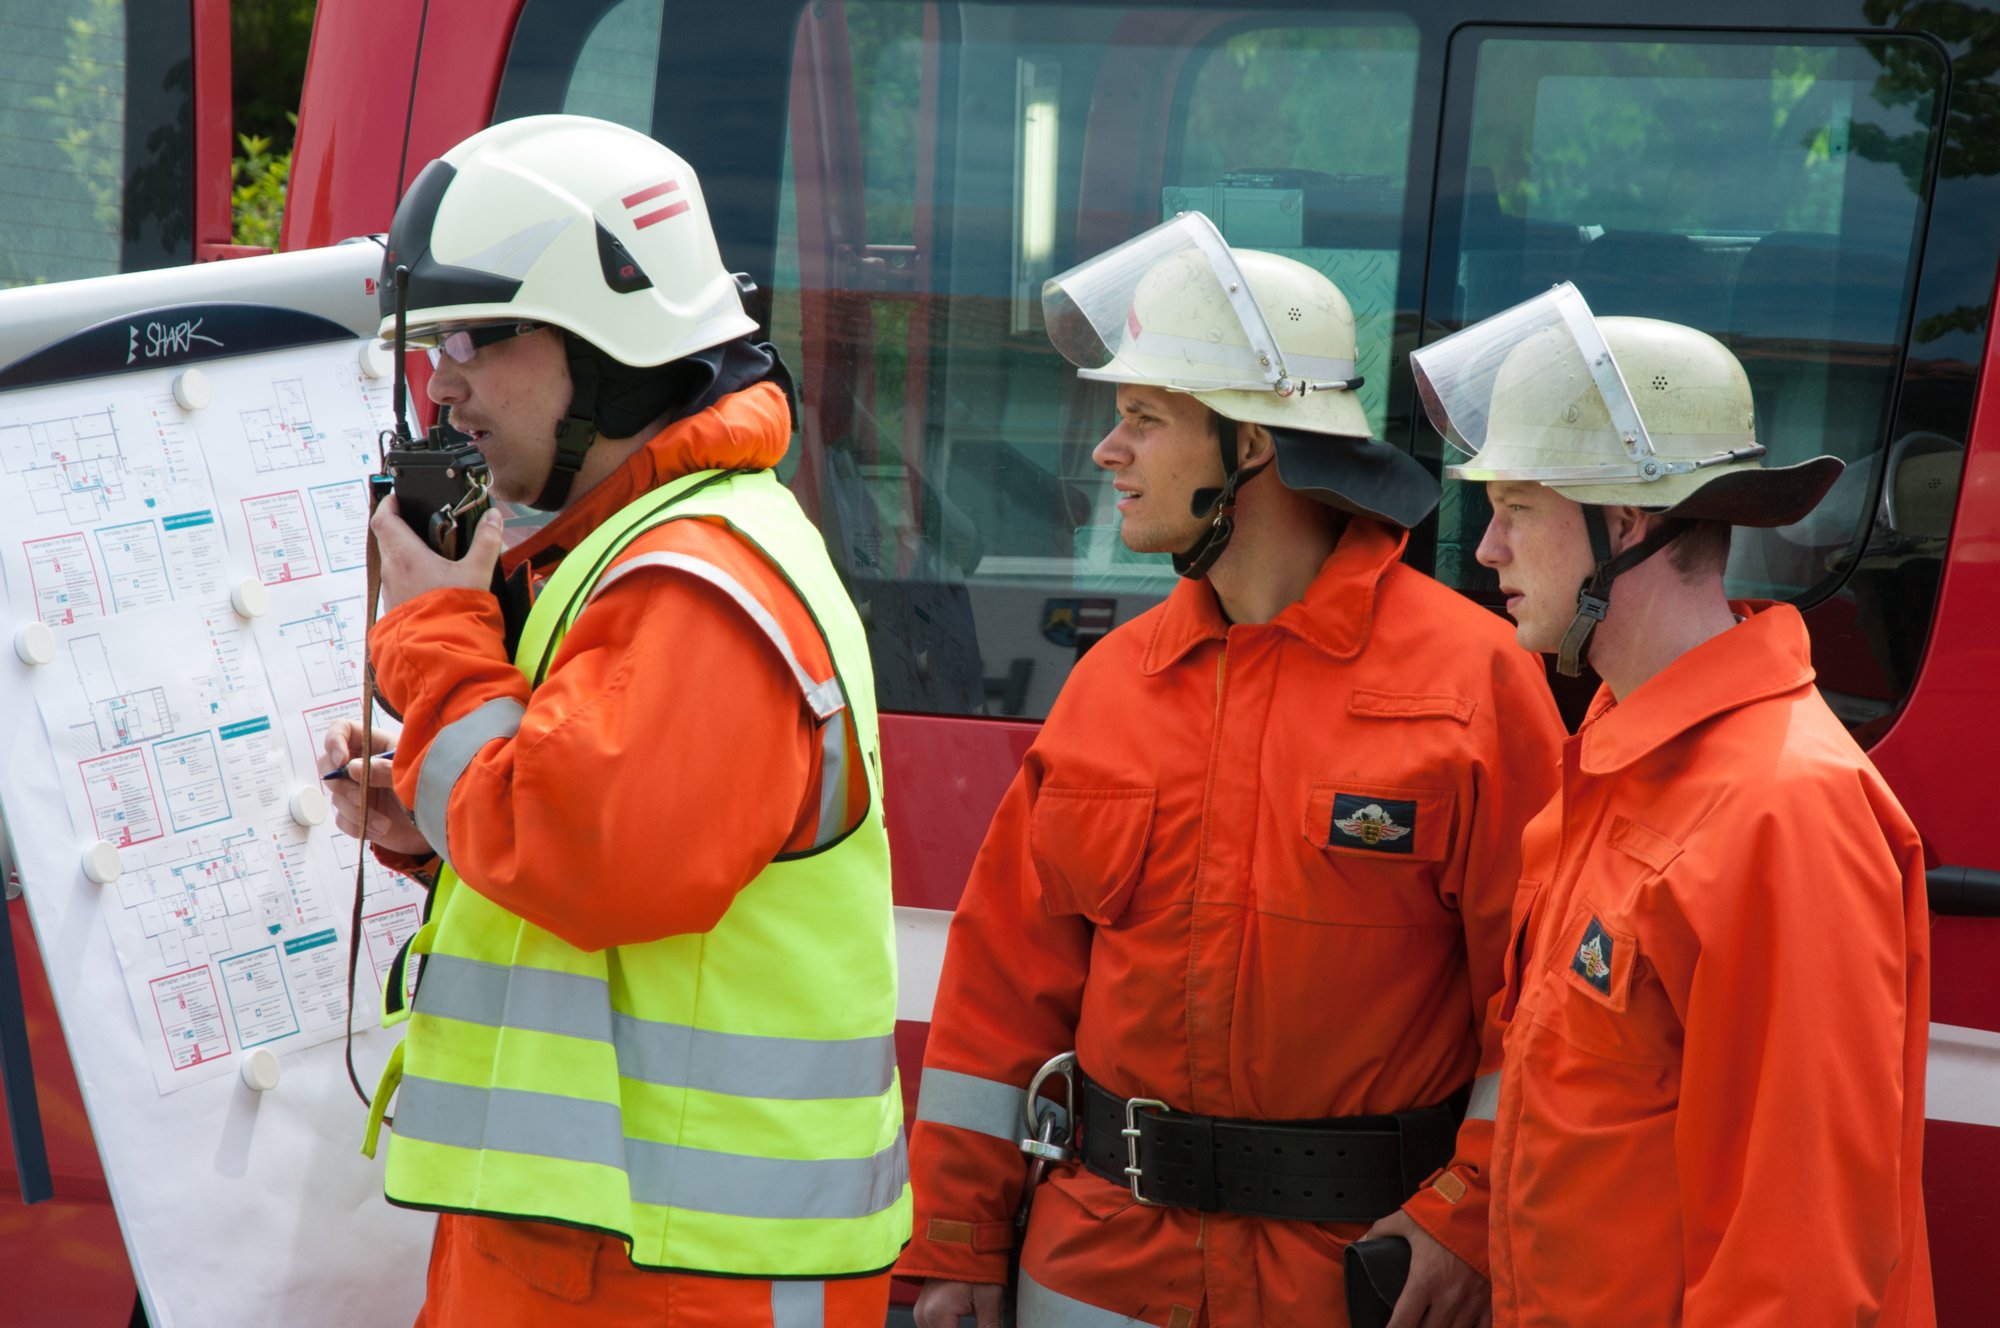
[1604,505,1652,555]
[1235,421,1276,470]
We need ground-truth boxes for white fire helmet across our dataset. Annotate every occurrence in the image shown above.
[1042,212,1437,530]
[1413,283,1840,525]
[376,114,755,366]
[1043,211,1369,437]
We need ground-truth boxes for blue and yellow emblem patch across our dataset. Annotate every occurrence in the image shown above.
[1572,917,1614,995]
[1330,794,1416,854]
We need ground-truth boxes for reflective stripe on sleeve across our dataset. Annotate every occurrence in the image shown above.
[413,696,525,865]
[393,1076,909,1220]
[914,1066,1070,1144]
[593,551,846,720]
[1017,1271,1150,1327]
[814,710,850,849]
[415,954,896,1100]
[1465,1071,1501,1121]
[771,1281,826,1328]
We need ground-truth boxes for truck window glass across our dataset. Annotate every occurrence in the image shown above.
[562,0,664,130]
[1427,32,1946,732]
[768,5,1418,719]
[0,4,128,286]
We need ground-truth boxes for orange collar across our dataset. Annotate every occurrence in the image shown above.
[1575,601,1816,774]
[504,381,793,574]
[1141,518,1409,674]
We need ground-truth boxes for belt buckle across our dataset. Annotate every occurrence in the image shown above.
[1121,1096,1169,1206]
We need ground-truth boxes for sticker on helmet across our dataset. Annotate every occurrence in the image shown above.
[1330,794,1416,853]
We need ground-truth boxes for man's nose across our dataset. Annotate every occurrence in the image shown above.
[1091,425,1129,470]
[425,357,465,405]
[1474,517,1506,568]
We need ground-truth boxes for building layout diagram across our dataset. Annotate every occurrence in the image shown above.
[0,336,420,1093]
[274,595,365,699]
[238,377,325,471]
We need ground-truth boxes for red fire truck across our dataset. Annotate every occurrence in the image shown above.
[3,0,1997,1322]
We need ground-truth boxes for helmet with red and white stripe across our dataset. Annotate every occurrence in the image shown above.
[377,114,754,367]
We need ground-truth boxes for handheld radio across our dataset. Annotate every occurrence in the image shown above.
[378,263,493,559]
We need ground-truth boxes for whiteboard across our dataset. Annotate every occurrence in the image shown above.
[0,242,434,1327]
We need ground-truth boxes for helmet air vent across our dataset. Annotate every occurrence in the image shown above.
[596,220,655,295]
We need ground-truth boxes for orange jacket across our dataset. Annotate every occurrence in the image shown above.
[370,382,866,1323]
[370,381,839,951]
[1485,603,1933,1328]
[899,518,1564,1326]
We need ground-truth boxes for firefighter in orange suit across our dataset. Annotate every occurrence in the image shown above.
[322,117,906,1327]
[1411,284,1934,1327]
[902,214,1564,1327]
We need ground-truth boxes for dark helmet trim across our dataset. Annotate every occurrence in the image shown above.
[380,160,526,323]
[1267,426,1440,529]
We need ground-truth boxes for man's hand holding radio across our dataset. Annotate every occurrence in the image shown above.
[372,496,506,616]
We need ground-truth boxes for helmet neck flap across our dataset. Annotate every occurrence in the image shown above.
[533,334,787,510]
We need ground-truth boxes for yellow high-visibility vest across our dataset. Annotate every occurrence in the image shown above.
[366,467,908,1277]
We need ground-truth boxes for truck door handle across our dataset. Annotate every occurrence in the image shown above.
[1929,864,2000,917]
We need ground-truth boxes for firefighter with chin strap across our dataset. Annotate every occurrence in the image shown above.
[1412,284,1935,1327]
[320,114,909,1328]
[900,213,1566,1328]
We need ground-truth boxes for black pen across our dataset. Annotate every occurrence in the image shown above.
[324,749,396,782]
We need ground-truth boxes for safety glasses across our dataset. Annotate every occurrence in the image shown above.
[415,320,546,366]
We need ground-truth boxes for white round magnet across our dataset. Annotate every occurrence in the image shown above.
[289,785,329,828]
[172,368,212,412]
[230,578,270,619]
[14,621,54,666]
[240,1047,281,1092]
[82,840,122,885]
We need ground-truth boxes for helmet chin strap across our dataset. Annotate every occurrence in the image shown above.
[1556,506,1693,677]
[531,335,603,511]
[1174,417,1268,580]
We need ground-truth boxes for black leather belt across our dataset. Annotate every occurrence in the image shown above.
[1078,1072,1467,1223]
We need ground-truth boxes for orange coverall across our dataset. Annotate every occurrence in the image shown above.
[899,517,1565,1325]
[369,381,887,1328]
[1485,603,1933,1328]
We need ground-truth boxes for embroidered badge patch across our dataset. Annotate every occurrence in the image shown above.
[1572,917,1614,995]
[1330,794,1416,854]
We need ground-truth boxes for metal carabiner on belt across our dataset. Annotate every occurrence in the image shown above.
[1015,1051,1078,1230]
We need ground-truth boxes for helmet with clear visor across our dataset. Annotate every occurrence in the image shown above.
[1411,284,1843,678]
[1042,213,1438,541]
[1412,283,1840,525]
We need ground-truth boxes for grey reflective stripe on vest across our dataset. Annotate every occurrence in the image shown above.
[814,712,850,849]
[1465,1070,1501,1122]
[414,697,526,863]
[394,1075,909,1220]
[592,552,846,720]
[914,1066,1072,1144]
[771,1281,825,1328]
[1017,1271,1149,1327]
[416,953,896,1100]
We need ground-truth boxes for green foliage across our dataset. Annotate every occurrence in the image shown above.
[231,119,294,249]
[233,0,316,153]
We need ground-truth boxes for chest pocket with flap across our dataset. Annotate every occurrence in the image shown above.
[1030,786,1159,925]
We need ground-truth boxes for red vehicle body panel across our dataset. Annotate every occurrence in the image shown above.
[4,2,1998,1324]
[282,0,529,254]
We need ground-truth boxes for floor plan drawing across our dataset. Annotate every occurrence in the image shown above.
[275,595,365,699]
[239,378,325,471]
[67,632,177,754]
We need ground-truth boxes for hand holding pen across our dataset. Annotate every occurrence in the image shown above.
[320,721,430,856]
